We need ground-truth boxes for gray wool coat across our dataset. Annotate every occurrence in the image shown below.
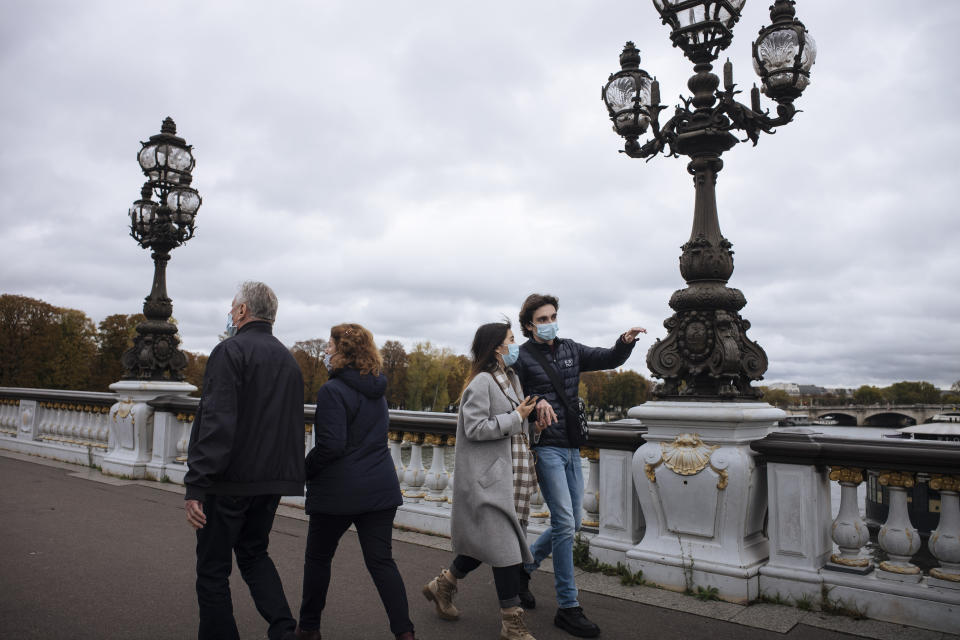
[449,370,534,568]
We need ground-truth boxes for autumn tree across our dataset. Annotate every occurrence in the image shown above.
[291,338,329,402]
[852,385,884,405]
[760,387,793,409]
[381,340,408,409]
[883,381,941,404]
[0,295,97,390]
[90,313,145,390]
[182,351,209,395]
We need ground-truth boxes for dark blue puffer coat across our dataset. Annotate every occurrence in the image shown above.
[515,336,635,448]
[304,367,403,515]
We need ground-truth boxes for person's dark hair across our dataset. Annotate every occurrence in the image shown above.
[519,293,559,339]
[464,321,511,390]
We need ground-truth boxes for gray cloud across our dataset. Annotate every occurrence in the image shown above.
[1,0,958,391]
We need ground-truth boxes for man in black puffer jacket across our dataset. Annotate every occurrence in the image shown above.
[184,281,304,640]
[514,293,646,639]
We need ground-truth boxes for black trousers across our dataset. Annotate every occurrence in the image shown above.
[195,494,296,640]
[452,554,521,605]
[299,507,414,636]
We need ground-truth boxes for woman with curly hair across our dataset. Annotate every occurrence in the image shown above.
[296,323,415,640]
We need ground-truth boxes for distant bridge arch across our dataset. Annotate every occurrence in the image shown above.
[788,404,951,426]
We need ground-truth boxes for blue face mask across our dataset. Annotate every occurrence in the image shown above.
[323,352,333,372]
[536,322,559,341]
[225,313,237,338]
[502,343,520,367]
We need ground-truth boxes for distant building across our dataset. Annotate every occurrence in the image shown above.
[767,382,800,396]
[797,385,828,396]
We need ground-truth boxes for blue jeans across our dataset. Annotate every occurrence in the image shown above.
[525,446,583,609]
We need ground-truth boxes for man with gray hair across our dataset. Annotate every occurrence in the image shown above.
[185,281,305,640]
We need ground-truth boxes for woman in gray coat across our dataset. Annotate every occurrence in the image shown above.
[422,321,542,640]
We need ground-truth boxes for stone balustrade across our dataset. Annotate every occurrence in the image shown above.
[3,385,958,633]
[0,388,116,467]
[752,429,960,633]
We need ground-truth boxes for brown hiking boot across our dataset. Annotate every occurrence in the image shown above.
[422,568,460,620]
[500,606,536,640]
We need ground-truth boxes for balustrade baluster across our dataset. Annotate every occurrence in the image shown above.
[581,447,600,528]
[388,431,405,485]
[824,466,872,574]
[423,434,449,504]
[97,407,111,446]
[0,400,15,434]
[928,474,960,588]
[876,471,922,582]
[443,435,455,508]
[402,432,427,502]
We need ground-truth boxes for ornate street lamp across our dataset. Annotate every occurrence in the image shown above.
[602,0,815,399]
[122,117,201,380]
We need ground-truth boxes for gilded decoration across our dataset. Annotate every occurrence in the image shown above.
[662,433,718,476]
[644,434,727,490]
[423,433,443,447]
[388,431,402,442]
[929,475,960,493]
[878,471,915,488]
[582,519,600,528]
[930,568,960,582]
[828,467,864,485]
[445,435,456,447]
[829,554,870,567]
[580,447,599,461]
[402,432,424,445]
[878,561,921,575]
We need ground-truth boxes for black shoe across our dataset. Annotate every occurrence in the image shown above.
[554,606,600,638]
[517,568,536,610]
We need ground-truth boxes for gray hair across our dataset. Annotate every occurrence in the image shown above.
[235,281,278,324]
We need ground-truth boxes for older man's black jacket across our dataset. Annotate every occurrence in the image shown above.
[515,336,635,448]
[184,321,305,501]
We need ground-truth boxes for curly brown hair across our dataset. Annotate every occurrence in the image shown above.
[329,323,382,376]
[519,293,559,339]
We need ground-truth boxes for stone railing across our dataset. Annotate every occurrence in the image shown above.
[7,385,955,632]
[752,429,960,633]
[0,386,646,550]
[0,388,116,467]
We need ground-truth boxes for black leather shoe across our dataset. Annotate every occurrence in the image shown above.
[554,606,600,638]
[518,568,536,610]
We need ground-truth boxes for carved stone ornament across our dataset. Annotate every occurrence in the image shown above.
[878,471,916,488]
[402,432,424,445]
[829,554,870,567]
[930,568,960,582]
[930,475,960,493]
[828,467,864,485]
[662,433,718,475]
[580,447,600,461]
[878,561,921,575]
[644,433,728,490]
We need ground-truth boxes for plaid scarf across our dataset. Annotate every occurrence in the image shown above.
[492,367,537,528]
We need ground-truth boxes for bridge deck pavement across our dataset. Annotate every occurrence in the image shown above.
[1,452,956,640]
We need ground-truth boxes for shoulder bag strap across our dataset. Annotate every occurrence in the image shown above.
[524,344,575,417]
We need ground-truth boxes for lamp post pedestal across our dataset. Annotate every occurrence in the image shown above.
[102,379,196,479]
[627,401,784,603]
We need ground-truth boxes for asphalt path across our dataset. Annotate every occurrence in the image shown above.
[0,456,861,640]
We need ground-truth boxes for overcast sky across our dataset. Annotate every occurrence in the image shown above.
[1,1,958,390]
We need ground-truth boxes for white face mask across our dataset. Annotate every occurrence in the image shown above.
[323,352,333,372]
[225,312,238,338]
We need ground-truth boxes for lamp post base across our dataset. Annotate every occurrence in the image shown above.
[626,401,783,603]
[102,380,196,479]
